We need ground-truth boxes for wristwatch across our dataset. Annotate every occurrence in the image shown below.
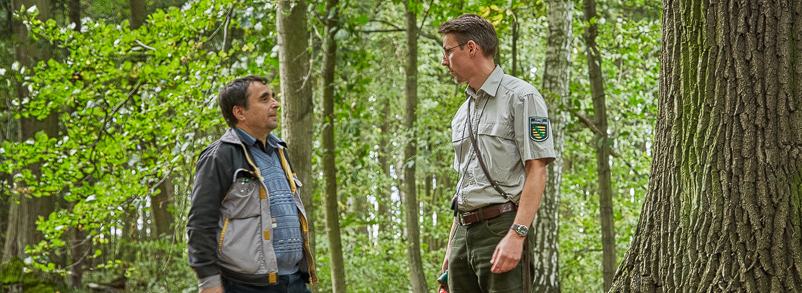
[510,224,528,237]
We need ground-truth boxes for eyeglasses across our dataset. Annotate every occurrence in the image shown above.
[442,42,469,59]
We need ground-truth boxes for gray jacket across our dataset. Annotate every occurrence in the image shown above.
[186,129,317,287]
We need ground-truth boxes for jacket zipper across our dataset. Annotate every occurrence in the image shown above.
[218,217,229,251]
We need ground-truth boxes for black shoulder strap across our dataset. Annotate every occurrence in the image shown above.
[465,100,512,201]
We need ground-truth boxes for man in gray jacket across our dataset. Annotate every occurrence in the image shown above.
[187,75,316,293]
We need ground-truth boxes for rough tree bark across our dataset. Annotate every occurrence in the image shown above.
[404,1,427,292]
[277,0,317,277]
[320,0,346,291]
[533,0,572,291]
[610,1,802,292]
[3,0,56,264]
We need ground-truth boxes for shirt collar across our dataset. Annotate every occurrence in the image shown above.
[234,127,287,150]
[465,65,504,99]
[235,127,257,144]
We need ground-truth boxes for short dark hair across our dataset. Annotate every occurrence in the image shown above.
[437,14,497,58]
[218,75,269,128]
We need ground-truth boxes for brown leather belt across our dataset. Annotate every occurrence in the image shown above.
[459,202,517,225]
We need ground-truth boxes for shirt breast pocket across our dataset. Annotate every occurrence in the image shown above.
[477,122,518,176]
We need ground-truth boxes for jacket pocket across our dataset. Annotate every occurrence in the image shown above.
[217,215,264,274]
[217,174,266,275]
[221,177,262,218]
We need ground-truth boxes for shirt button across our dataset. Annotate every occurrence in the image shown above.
[471,154,476,160]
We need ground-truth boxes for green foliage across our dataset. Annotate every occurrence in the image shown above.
[2,0,272,291]
[0,258,58,293]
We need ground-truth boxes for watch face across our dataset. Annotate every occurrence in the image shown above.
[512,224,527,236]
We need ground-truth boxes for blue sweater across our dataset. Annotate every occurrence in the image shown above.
[235,128,303,275]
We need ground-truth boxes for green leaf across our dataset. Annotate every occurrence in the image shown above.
[355,14,370,26]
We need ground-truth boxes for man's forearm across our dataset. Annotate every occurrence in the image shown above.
[512,159,547,228]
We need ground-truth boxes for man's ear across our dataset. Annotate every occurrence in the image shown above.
[468,41,480,58]
[233,106,246,122]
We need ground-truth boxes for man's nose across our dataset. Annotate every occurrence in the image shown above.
[441,57,449,66]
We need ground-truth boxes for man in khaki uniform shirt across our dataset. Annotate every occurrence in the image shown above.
[438,14,555,293]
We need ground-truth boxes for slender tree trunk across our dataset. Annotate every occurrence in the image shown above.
[320,0,346,291]
[510,5,518,77]
[378,103,393,235]
[129,0,145,29]
[3,0,55,264]
[68,0,78,28]
[422,156,433,251]
[277,0,317,277]
[611,1,802,292]
[66,2,87,287]
[128,0,175,242]
[0,174,8,257]
[151,176,175,237]
[404,2,427,292]
[533,0,573,291]
[582,0,616,290]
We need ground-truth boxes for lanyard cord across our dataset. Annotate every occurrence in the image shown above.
[453,95,490,211]
[466,99,512,201]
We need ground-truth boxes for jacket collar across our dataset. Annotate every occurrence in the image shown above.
[220,128,288,149]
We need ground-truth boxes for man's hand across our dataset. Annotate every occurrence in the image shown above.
[490,230,526,274]
[200,285,223,293]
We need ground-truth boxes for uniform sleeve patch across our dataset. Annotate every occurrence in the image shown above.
[529,117,549,142]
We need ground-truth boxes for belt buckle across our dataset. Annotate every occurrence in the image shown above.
[459,211,475,225]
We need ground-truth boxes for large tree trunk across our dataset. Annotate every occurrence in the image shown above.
[3,0,55,264]
[403,2,427,292]
[533,0,573,291]
[320,0,346,291]
[610,1,802,292]
[582,0,616,290]
[277,0,316,274]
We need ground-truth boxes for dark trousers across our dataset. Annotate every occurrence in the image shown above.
[222,272,311,293]
[448,211,534,293]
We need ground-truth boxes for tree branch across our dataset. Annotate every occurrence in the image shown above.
[134,40,156,51]
[571,109,623,158]
[205,1,240,46]
[368,19,401,30]
[571,109,602,136]
[418,29,440,44]
[361,29,405,33]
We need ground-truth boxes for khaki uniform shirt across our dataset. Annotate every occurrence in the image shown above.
[451,66,555,212]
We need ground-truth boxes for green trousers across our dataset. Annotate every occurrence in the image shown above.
[448,211,534,293]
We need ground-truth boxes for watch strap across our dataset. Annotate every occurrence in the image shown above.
[511,223,528,236]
